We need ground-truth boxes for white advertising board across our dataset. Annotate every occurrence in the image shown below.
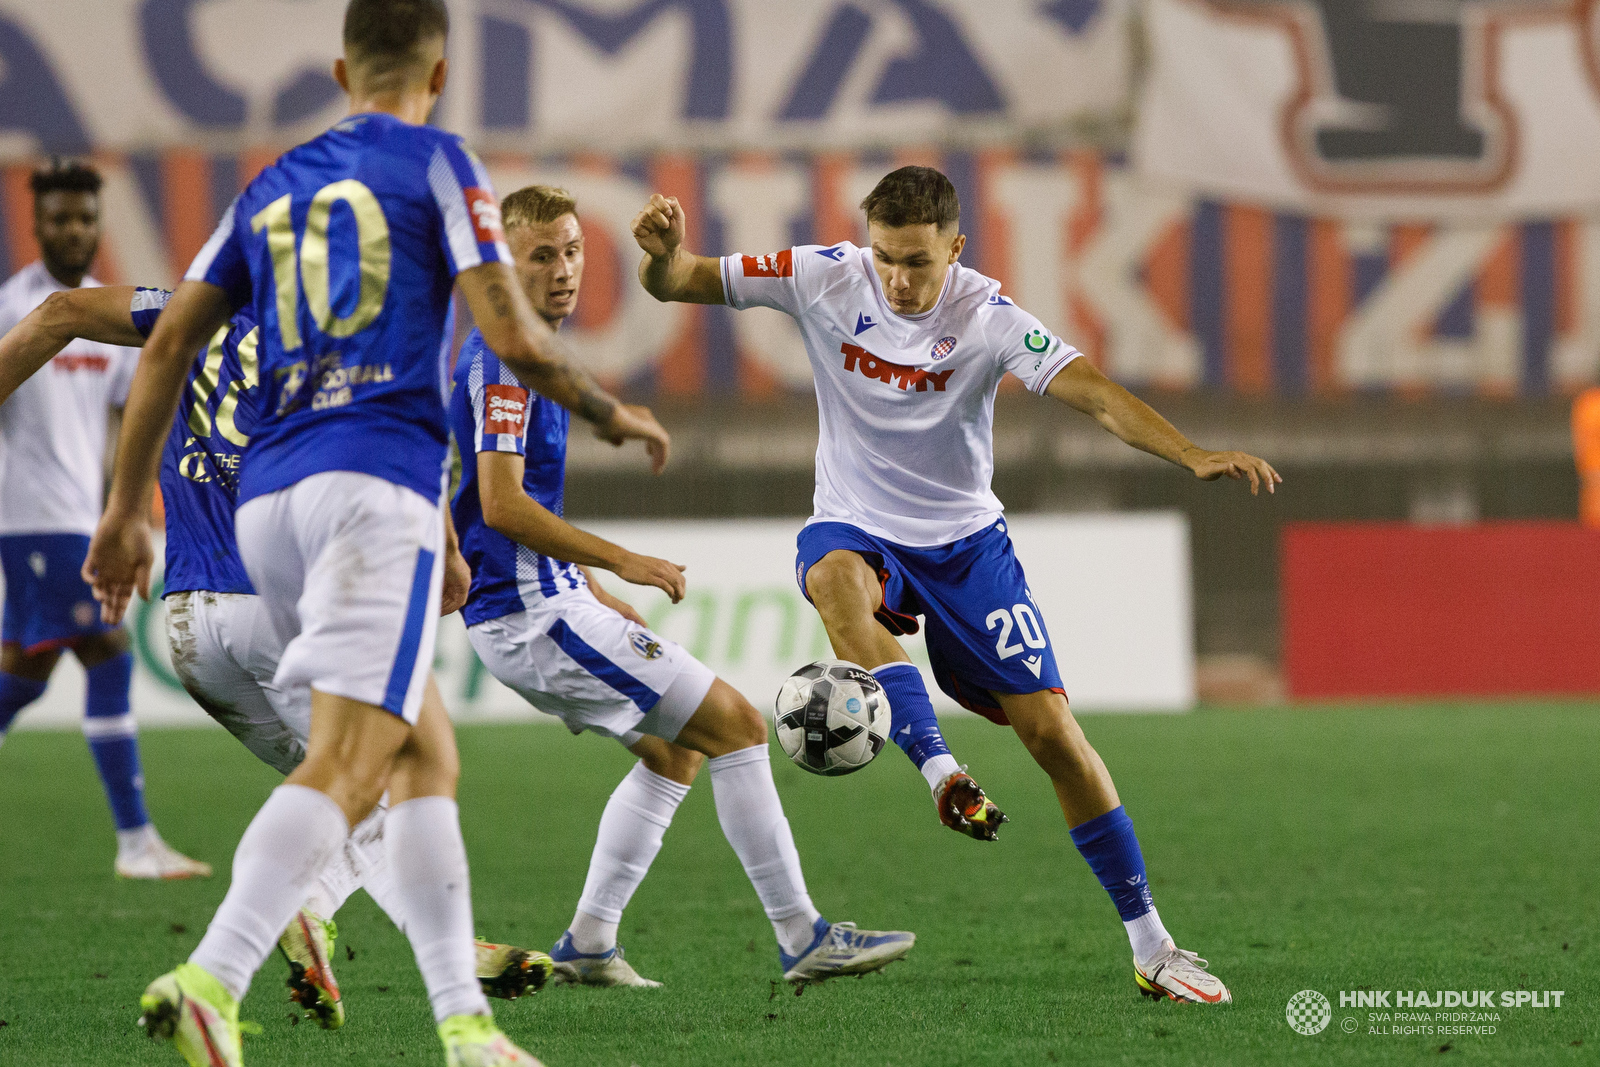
[9,513,1193,734]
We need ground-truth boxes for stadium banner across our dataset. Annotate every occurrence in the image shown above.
[1283,521,1600,698]
[0,0,1127,157]
[1134,0,1600,221]
[0,147,1596,397]
[9,514,1195,733]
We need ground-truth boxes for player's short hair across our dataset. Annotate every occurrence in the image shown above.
[30,158,102,206]
[343,0,449,79]
[860,166,959,231]
[501,185,578,232]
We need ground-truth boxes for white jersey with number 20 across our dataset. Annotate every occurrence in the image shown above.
[721,243,1079,547]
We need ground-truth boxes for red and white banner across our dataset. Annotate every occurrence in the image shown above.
[1135,0,1600,220]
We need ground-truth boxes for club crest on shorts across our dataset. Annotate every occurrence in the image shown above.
[629,631,664,660]
[931,336,957,361]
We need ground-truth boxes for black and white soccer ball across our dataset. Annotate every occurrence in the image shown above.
[774,659,890,776]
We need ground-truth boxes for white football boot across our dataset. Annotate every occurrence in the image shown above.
[548,931,661,987]
[115,826,213,880]
[781,918,915,983]
[1134,940,1232,1003]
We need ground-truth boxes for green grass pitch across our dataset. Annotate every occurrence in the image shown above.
[0,707,1595,1066]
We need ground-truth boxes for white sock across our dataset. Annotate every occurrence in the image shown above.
[1127,907,1172,965]
[568,912,620,955]
[385,796,489,1023]
[920,753,961,794]
[116,823,161,854]
[706,745,822,957]
[569,761,690,951]
[302,803,404,927]
[190,784,349,1002]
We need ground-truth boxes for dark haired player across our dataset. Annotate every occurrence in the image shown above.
[0,159,208,880]
[633,167,1281,1004]
[83,2,667,1064]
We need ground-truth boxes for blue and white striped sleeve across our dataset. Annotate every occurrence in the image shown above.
[464,340,529,457]
[428,138,511,276]
[129,287,174,339]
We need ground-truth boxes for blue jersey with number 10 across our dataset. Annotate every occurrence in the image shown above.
[187,111,508,505]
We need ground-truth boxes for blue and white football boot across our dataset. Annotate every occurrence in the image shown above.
[548,931,662,988]
[780,918,916,983]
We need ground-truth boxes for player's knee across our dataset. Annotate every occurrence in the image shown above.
[805,551,875,613]
[699,682,769,753]
[641,743,703,785]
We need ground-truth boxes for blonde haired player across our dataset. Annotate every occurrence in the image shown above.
[452,184,915,986]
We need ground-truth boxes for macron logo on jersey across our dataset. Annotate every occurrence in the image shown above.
[465,188,505,246]
[741,250,793,279]
[841,343,954,393]
[987,294,1015,306]
[484,384,529,436]
[854,313,877,336]
[815,246,846,261]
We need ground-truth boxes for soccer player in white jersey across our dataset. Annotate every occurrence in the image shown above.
[453,185,915,986]
[0,159,208,880]
[632,167,1282,1004]
[83,3,667,1065]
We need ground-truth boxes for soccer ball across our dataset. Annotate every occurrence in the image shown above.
[774,659,890,776]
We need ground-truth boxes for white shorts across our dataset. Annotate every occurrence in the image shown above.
[235,471,444,724]
[165,590,308,775]
[467,588,714,744]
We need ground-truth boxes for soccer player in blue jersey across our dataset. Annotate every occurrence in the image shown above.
[82,2,667,1064]
[634,169,1282,1004]
[0,161,208,880]
[451,185,914,986]
[0,284,553,1031]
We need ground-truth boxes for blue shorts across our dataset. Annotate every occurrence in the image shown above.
[795,519,1064,723]
[0,533,114,653]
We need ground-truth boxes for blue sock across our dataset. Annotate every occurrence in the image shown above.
[83,653,148,831]
[0,671,48,737]
[1069,805,1155,922]
[871,663,953,770]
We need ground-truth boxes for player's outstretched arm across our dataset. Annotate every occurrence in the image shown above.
[84,280,234,622]
[456,260,671,474]
[632,194,726,305]
[0,285,143,406]
[1045,358,1282,495]
[478,451,686,603]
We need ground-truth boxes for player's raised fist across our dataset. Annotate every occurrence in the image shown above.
[596,402,672,475]
[631,194,686,260]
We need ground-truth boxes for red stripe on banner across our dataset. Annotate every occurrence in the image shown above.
[975,148,1016,293]
[1306,218,1346,393]
[728,152,783,397]
[1225,204,1273,394]
[1284,522,1600,698]
[163,150,212,280]
[893,147,941,170]
[648,154,705,397]
[3,166,39,274]
[238,148,279,189]
[812,153,857,248]
[1146,217,1189,336]
[1064,150,1104,367]
[1555,219,1579,339]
